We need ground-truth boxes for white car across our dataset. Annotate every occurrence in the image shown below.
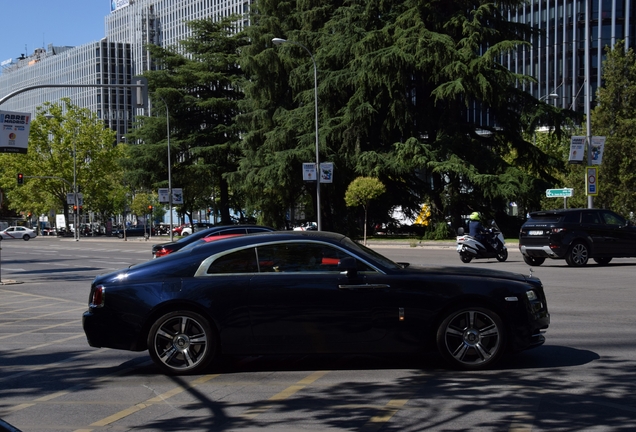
[0,226,37,241]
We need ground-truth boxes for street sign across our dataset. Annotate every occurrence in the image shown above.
[586,166,598,196]
[546,188,573,198]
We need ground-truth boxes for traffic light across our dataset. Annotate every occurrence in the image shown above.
[73,205,78,212]
[17,173,24,185]
[148,205,153,212]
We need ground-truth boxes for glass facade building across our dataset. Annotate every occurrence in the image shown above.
[504,0,636,111]
[0,0,251,142]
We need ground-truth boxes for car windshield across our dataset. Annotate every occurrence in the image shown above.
[341,237,402,270]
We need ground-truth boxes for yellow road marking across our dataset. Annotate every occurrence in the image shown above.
[241,370,329,419]
[80,374,219,430]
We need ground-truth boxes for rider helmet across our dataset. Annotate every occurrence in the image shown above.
[469,211,481,221]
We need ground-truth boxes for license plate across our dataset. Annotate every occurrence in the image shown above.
[529,230,544,236]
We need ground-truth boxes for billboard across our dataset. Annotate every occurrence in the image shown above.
[0,110,31,154]
[111,0,130,12]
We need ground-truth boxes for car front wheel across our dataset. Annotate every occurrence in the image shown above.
[148,310,217,375]
[565,242,589,267]
[436,306,506,370]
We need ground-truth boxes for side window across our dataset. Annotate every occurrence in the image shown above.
[210,228,247,237]
[581,212,601,224]
[601,211,625,226]
[206,248,258,274]
[256,243,374,273]
[247,228,270,233]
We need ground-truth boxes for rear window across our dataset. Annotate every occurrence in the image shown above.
[527,214,564,224]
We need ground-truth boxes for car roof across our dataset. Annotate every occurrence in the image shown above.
[529,208,603,216]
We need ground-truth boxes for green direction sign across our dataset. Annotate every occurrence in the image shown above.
[546,188,573,198]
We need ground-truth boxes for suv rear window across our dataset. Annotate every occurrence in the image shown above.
[528,214,563,223]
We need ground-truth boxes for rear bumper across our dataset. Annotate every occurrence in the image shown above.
[519,244,565,259]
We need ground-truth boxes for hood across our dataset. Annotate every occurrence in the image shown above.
[404,265,528,282]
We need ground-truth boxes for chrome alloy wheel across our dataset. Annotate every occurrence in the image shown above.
[148,311,216,374]
[437,307,505,370]
[566,242,589,267]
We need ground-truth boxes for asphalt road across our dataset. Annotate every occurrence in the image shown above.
[1,236,635,431]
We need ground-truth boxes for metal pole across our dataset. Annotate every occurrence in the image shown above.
[272,38,321,231]
[152,96,174,241]
[585,0,593,209]
[74,139,79,241]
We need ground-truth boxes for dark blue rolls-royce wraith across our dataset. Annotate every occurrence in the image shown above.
[83,231,549,374]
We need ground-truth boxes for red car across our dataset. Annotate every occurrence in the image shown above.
[172,225,186,235]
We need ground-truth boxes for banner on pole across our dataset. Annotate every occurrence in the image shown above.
[568,136,586,164]
[590,136,606,165]
[0,110,31,154]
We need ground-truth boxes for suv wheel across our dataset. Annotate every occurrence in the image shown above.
[565,242,589,267]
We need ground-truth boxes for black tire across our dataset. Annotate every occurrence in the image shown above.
[147,310,217,375]
[496,249,508,262]
[436,306,506,370]
[523,256,545,266]
[593,257,612,265]
[117,232,124,239]
[23,235,30,241]
[565,242,589,267]
[459,253,473,263]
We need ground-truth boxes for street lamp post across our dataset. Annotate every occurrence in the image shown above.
[73,139,78,241]
[155,95,174,241]
[533,93,559,146]
[272,37,321,231]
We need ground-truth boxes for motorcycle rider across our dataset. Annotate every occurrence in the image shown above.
[468,212,490,248]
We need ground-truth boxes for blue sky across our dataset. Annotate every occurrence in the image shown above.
[0,1,109,67]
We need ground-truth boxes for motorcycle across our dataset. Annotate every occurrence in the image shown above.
[456,220,508,263]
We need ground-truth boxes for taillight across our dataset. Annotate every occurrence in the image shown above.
[552,227,566,233]
[155,248,170,258]
[90,285,105,308]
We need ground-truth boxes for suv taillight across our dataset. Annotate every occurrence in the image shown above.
[552,227,566,233]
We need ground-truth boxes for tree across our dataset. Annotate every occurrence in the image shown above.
[0,99,123,229]
[591,41,636,216]
[124,15,249,225]
[345,177,386,244]
[237,0,576,236]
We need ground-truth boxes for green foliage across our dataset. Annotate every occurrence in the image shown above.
[0,99,122,227]
[591,41,636,216]
[344,177,386,209]
[125,15,248,225]
[423,221,453,240]
[238,0,577,235]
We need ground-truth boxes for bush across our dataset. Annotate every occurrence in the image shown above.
[423,222,453,240]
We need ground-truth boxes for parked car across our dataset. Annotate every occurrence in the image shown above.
[83,230,550,375]
[172,225,186,236]
[112,226,154,239]
[519,208,636,267]
[151,225,275,258]
[180,222,214,237]
[0,226,37,241]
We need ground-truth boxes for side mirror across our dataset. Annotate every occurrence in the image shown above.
[457,227,465,235]
[338,257,358,278]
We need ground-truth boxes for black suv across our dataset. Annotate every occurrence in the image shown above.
[519,208,636,267]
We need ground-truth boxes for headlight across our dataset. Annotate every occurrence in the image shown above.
[526,290,538,301]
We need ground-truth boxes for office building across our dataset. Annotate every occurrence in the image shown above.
[504,0,635,111]
[0,0,251,141]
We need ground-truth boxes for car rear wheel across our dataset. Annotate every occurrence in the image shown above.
[593,257,612,265]
[459,253,472,263]
[23,235,30,241]
[117,233,124,239]
[436,306,506,370]
[565,242,589,267]
[523,256,545,266]
[148,310,217,375]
